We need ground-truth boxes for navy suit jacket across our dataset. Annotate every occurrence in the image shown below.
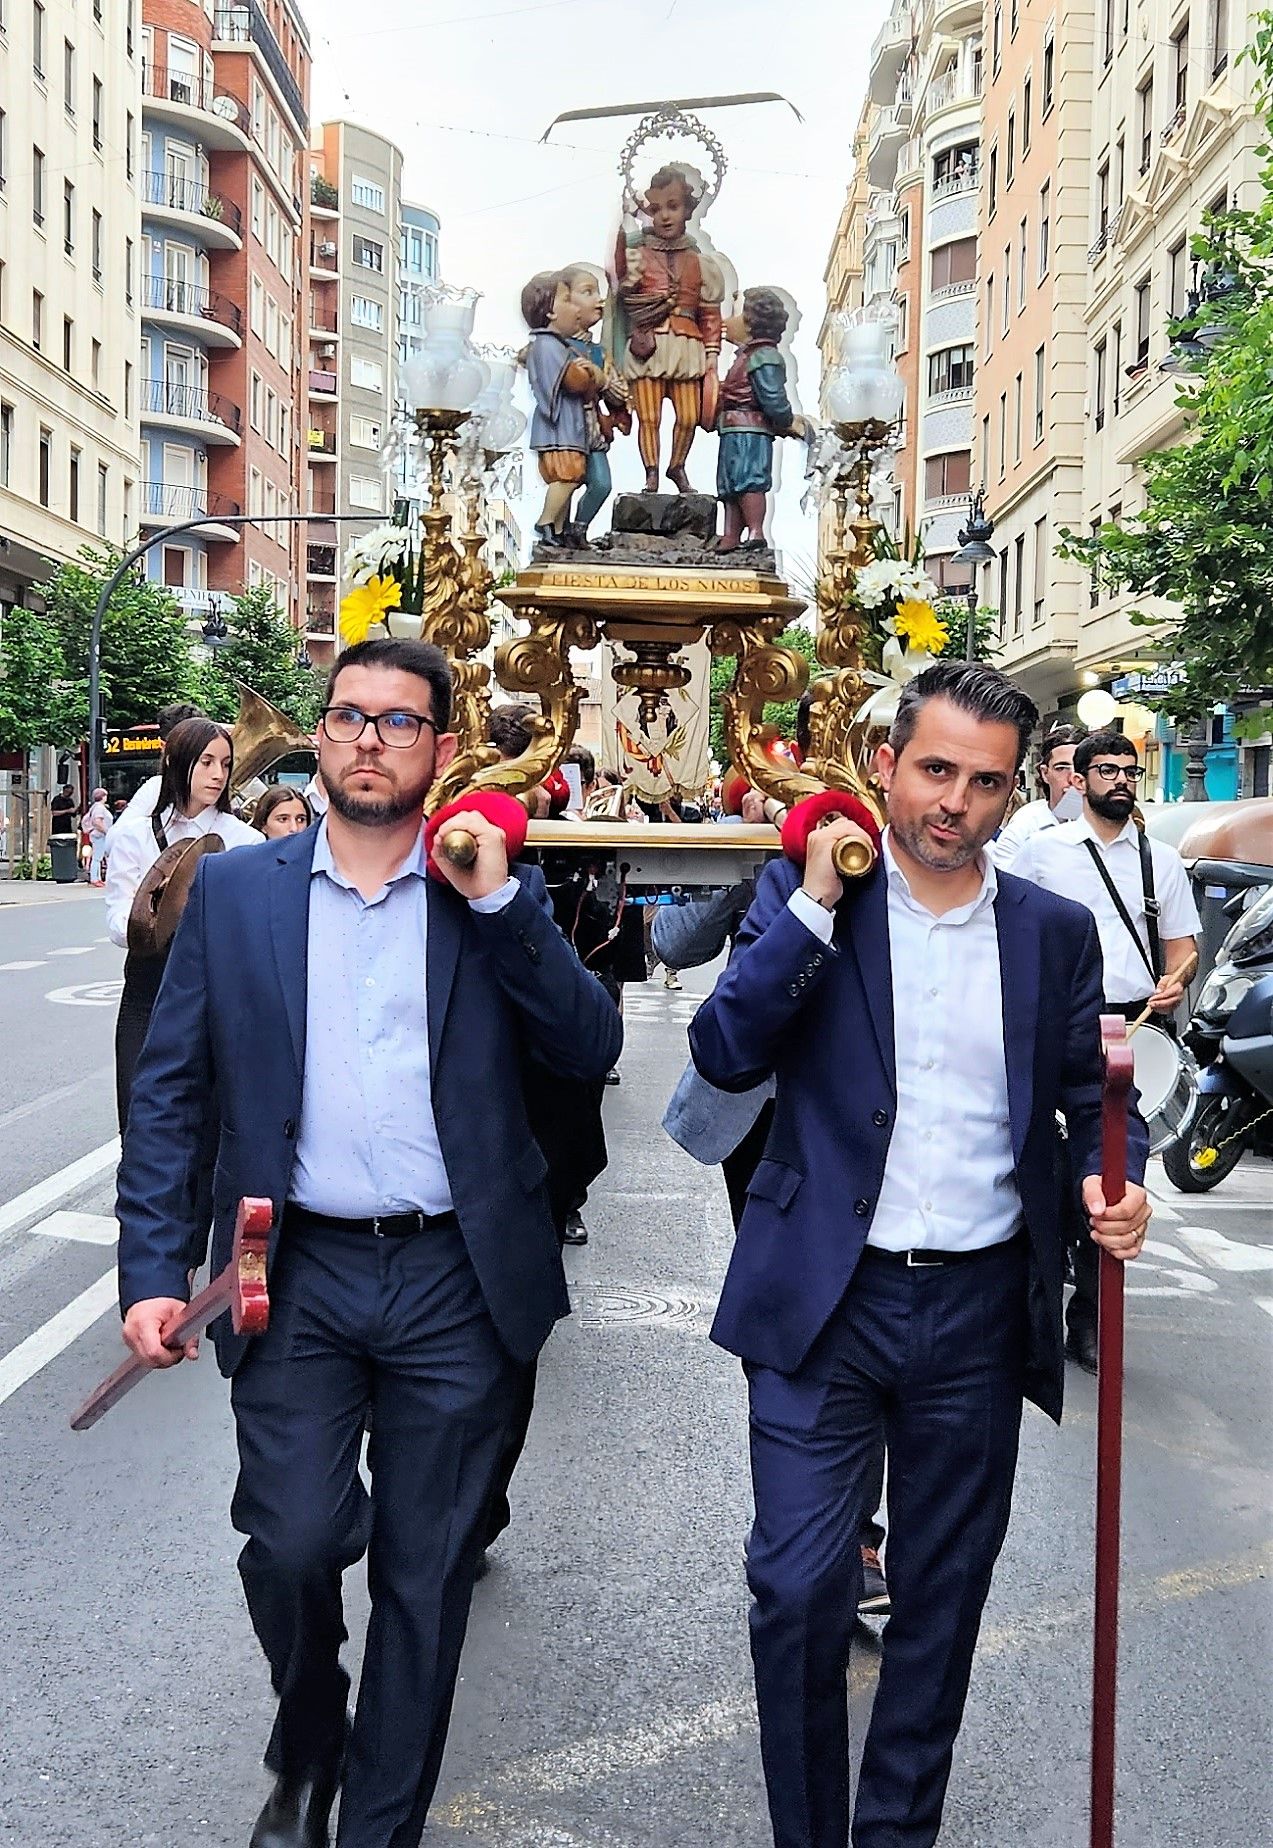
[116,827,623,1373]
[688,856,1149,1423]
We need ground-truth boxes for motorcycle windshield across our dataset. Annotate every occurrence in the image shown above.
[1226,883,1273,965]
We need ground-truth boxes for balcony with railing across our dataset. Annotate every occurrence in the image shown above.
[141,379,243,442]
[927,64,984,114]
[307,544,337,580]
[141,170,243,248]
[307,428,337,458]
[309,235,340,275]
[307,368,338,397]
[1087,206,1125,265]
[868,88,914,188]
[141,275,244,345]
[213,4,309,136]
[308,305,339,335]
[140,64,251,146]
[310,174,339,216]
[140,482,243,532]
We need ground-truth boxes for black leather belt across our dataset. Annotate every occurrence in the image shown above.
[861,1231,1024,1268]
[284,1203,457,1238]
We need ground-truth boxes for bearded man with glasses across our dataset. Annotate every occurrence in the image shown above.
[113,637,622,1848]
[1012,726,1199,1370]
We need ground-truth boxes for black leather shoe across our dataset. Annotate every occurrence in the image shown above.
[1065,1323,1099,1375]
[561,1210,589,1246]
[250,1770,338,1848]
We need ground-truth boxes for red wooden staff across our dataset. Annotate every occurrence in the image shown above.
[1091,1016,1134,1847]
[70,1196,272,1432]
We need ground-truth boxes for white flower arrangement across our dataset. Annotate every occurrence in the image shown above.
[342,523,414,588]
[853,558,941,610]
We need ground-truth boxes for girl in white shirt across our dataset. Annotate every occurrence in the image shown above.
[106,717,263,1129]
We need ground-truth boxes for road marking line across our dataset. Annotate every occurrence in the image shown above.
[0,960,48,971]
[0,1269,117,1409]
[47,945,95,957]
[1176,1223,1273,1273]
[0,1064,112,1134]
[1256,1299,1273,1321]
[30,1210,118,1246]
[0,1137,120,1240]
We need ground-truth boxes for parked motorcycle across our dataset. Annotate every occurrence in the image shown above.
[1163,883,1273,1190]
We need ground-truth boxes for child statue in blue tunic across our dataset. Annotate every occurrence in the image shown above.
[715,287,807,551]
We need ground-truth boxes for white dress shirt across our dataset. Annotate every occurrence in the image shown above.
[104,803,264,946]
[789,834,1023,1252]
[988,797,1058,869]
[1011,815,1200,1004]
[290,818,518,1219]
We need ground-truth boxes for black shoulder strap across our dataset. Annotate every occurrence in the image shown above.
[1081,836,1158,983]
[150,808,169,853]
[1138,827,1162,980]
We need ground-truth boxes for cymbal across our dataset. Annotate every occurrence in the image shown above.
[127,833,225,958]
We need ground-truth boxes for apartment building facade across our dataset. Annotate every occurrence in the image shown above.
[303,120,403,664]
[138,0,311,627]
[0,0,141,615]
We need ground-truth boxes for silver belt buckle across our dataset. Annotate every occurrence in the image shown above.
[372,1214,385,1237]
[906,1248,944,1267]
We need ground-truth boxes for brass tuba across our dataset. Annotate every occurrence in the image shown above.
[229,682,314,793]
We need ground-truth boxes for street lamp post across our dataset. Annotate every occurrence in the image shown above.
[949,489,997,661]
[87,511,376,795]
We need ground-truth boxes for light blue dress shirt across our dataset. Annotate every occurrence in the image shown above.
[289,819,516,1218]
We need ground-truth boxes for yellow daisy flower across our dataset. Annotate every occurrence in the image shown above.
[339,575,402,645]
[893,598,949,656]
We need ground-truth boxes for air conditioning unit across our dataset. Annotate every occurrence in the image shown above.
[319,241,337,258]
[317,342,336,359]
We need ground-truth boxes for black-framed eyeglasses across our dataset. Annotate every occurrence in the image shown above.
[1087,762,1145,783]
[319,705,438,748]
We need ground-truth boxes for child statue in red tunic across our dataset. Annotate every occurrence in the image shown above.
[612,164,728,495]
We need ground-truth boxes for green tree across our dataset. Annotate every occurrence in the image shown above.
[0,606,83,750]
[38,545,197,730]
[202,584,325,729]
[709,625,817,765]
[1059,14,1273,723]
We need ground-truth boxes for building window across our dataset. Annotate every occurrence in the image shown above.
[0,405,12,489]
[1114,136,1125,208]
[350,295,384,331]
[1034,344,1045,443]
[350,355,384,391]
[1023,76,1032,152]
[985,275,995,355]
[351,175,385,213]
[988,146,998,217]
[998,391,1007,479]
[124,360,132,417]
[1018,218,1028,308]
[932,143,978,190]
[63,179,74,254]
[1007,112,1016,187]
[999,547,1009,636]
[91,337,101,388]
[1112,320,1122,413]
[1169,238,1188,319]
[125,237,134,307]
[1102,0,1114,64]
[0,109,6,195]
[69,446,80,522]
[32,288,43,350]
[1039,181,1051,276]
[928,344,976,395]
[1212,0,1229,77]
[924,450,972,501]
[1011,0,1019,35]
[1014,372,1022,462]
[1042,37,1055,114]
[126,112,134,180]
[1138,77,1154,174]
[349,415,382,448]
[1173,17,1190,110]
[352,236,384,272]
[32,146,45,226]
[1135,275,1152,365]
[62,315,72,370]
[993,0,1003,70]
[63,36,74,114]
[33,0,45,79]
[92,76,102,150]
[1096,162,1110,241]
[349,474,383,509]
[39,426,52,506]
[930,238,976,291]
[1013,533,1025,634]
[1089,518,1102,607]
[1033,516,1047,624]
[1002,247,1011,333]
[1094,340,1107,428]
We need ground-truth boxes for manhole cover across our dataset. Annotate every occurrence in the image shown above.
[571,1284,708,1330]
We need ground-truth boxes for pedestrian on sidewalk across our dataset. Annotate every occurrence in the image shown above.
[1010,725,1200,1372]
[689,662,1152,1848]
[82,788,112,885]
[115,638,621,1848]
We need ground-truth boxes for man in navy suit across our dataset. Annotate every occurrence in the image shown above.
[116,638,622,1848]
[689,662,1150,1848]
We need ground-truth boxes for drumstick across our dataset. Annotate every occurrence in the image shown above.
[1125,952,1198,1038]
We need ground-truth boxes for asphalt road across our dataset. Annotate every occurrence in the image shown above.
[0,886,1269,1847]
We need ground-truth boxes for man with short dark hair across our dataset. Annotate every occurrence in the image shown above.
[115,636,621,1848]
[690,661,1151,1848]
[1012,725,1199,1371]
[989,722,1082,867]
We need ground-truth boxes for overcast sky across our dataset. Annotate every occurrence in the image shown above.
[304,0,884,570]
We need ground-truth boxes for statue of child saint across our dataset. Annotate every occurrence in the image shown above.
[714,287,807,551]
[612,164,727,495]
[521,269,605,550]
[562,265,632,547]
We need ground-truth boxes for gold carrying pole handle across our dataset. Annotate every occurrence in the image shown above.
[761,797,878,880]
[437,828,478,870]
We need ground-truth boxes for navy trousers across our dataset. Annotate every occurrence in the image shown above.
[230,1215,524,1848]
[745,1236,1028,1848]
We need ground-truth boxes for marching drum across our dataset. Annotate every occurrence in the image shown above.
[1132,1021,1200,1154]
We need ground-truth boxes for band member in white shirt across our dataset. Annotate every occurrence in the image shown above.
[105,717,262,1129]
[988,723,1082,868]
[1012,727,1200,1369]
